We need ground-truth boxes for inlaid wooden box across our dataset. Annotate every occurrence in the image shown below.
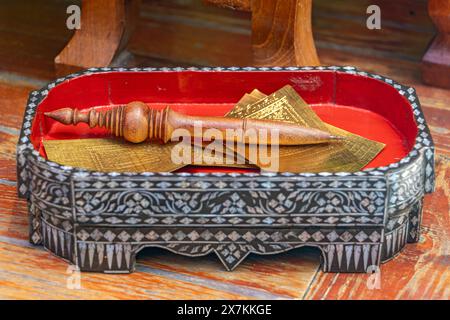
[17,66,435,273]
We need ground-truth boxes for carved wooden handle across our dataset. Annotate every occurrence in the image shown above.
[45,101,342,145]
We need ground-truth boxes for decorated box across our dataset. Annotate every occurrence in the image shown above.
[17,66,435,273]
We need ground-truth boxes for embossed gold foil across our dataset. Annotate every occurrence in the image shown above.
[44,85,383,173]
[43,139,184,172]
[43,139,253,172]
[226,85,385,173]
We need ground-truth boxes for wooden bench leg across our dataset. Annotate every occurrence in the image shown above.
[251,0,320,66]
[55,0,140,77]
[422,0,450,88]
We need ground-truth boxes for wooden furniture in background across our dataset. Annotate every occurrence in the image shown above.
[422,0,450,88]
[204,0,251,11]
[54,0,140,76]
[205,0,320,66]
[55,0,319,75]
[0,0,436,80]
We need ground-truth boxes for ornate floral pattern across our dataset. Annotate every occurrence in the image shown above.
[73,184,386,217]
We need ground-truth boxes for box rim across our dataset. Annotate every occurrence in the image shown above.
[17,66,434,183]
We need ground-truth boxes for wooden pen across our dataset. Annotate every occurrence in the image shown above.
[45,101,343,145]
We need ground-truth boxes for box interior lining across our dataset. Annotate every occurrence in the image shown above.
[31,70,417,172]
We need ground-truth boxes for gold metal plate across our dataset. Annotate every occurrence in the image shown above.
[44,85,384,173]
[43,139,253,172]
[226,85,385,173]
[43,139,184,172]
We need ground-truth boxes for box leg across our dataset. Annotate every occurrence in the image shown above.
[29,204,42,245]
[321,243,381,273]
[76,242,136,273]
[407,198,424,243]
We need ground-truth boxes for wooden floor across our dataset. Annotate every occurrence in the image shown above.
[0,0,448,300]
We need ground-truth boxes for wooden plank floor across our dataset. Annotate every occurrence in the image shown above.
[0,1,449,300]
[0,57,448,301]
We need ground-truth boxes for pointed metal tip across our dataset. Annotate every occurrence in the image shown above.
[44,111,56,119]
[44,110,60,120]
[329,135,346,141]
[43,108,74,125]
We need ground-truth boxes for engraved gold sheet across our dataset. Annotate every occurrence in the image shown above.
[43,139,184,172]
[43,85,383,173]
[43,138,253,173]
[225,86,385,173]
